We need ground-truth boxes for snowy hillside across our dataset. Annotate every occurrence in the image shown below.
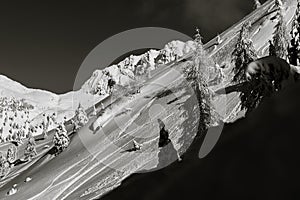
[0,75,101,139]
[0,40,196,140]
[0,0,299,199]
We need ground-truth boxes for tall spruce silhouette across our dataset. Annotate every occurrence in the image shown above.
[232,22,257,83]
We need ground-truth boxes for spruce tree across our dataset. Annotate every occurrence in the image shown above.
[53,123,70,155]
[269,40,276,56]
[73,103,88,131]
[183,28,212,133]
[232,22,257,83]
[6,146,16,164]
[270,1,288,59]
[0,152,9,178]
[288,0,300,65]
[24,137,37,161]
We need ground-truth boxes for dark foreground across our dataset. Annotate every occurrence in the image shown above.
[102,81,300,200]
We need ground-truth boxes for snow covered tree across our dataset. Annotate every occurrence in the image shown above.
[185,28,211,85]
[269,40,276,56]
[270,3,288,59]
[0,128,4,143]
[253,0,261,9]
[232,22,258,83]
[0,152,10,178]
[24,137,37,161]
[73,103,88,131]
[53,123,70,155]
[0,153,6,176]
[183,28,213,133]
[6,146,17,164]
[42,114,50,139]
[288,0,300,65]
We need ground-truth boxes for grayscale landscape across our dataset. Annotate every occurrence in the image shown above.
[0,0,299,199]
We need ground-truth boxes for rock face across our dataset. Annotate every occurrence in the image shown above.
[82,40,196,96]
[83,66,134,95]
[155,40,196,64]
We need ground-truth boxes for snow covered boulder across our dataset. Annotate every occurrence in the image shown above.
[7,184,17,196]
[25,177,32,182]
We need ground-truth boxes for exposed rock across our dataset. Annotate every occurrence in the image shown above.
[7,184,17,196]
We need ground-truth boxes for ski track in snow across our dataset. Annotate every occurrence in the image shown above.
[55,62,185,199]
[1,1,298,199]
[20,61,183,199]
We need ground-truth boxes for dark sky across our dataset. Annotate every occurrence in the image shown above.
[0,0,266,94]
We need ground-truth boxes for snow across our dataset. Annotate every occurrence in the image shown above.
[80,40,195,97]
[25,177,32,182]
[7,184,17,196]
[0,39,196,143]
[0,0,299,198]
[0,74,105,139]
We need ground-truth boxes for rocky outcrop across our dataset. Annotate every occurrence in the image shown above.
[83,40,196,96]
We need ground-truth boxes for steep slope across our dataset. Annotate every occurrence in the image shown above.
[102,70,300,200]
[101,2,300,198]
[0,0,298,199]
[0,40,195,139]
[0,74,103,139]
[80,40,196,96]
[204,0,297,122]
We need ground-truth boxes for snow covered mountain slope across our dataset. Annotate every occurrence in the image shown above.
[0,0,299,199]
[0,39,195,139]
[81,40,196,96]
[102,68,300,200]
